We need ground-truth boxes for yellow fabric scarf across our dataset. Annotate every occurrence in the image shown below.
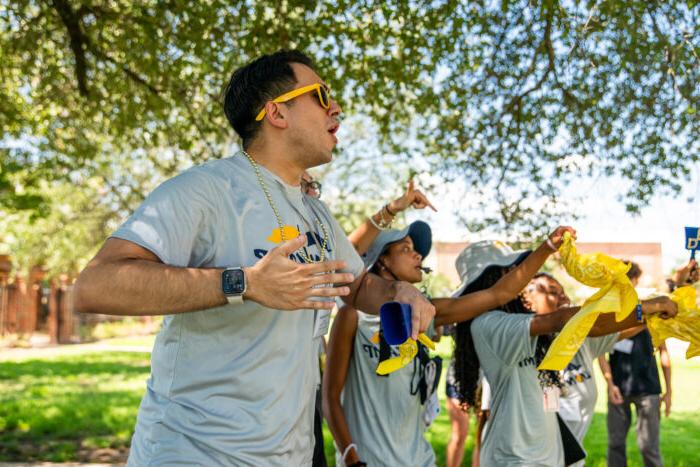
[538,232,638,370]
[371,332,436,375]
[646,286,700,358]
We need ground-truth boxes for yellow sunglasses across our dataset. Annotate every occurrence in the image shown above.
[255,83,331,121]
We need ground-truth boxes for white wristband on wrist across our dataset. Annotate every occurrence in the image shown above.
[341,443,357,465]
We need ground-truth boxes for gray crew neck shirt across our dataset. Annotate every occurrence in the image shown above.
[113,153,364,466]
[472,311,564,467]
[339,311,436,467]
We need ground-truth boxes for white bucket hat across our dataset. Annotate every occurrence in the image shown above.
[452,240,531,297]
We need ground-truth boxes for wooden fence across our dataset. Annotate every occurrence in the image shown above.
[0,262,79,344]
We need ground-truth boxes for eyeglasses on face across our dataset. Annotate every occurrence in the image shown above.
[255,83,331,121]
[301,179,322,198]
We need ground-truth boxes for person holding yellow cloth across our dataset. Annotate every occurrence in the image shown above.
[323,224,574,467]
[450,241,678,466]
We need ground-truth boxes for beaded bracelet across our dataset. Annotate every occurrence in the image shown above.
[369,213,390,231]
[384,203,397,217]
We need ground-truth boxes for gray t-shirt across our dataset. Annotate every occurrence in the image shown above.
[559,334,619,452]
[472,311,564,467]
[338,311,436,467]
[114,153,364,466]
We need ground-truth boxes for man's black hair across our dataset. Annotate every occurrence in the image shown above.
[222,50,315,149]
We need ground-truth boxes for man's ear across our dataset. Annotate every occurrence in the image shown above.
[262,102,289,129]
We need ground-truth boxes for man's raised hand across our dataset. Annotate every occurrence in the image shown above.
[244,235,355,310]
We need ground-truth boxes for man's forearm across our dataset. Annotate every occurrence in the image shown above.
[74,259,226,316]
[346,272,397,315]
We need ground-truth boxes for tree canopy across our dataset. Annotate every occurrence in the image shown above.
[1,0,698,273]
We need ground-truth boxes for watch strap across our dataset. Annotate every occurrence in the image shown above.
[226,294,244,305]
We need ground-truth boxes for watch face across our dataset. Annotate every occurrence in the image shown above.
[222,268,245,295]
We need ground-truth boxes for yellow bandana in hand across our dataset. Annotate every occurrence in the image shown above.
[372,332,436,375]
[646,286,700,358]
[538,232,638,371]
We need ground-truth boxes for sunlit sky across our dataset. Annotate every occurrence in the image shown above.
[401,162,700,276]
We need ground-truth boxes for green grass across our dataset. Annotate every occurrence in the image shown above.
[0,352,150,461]
[1,344,699,465]
[581,354,700,467]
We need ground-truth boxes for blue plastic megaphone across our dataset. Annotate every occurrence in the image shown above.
[380,301,413,345]
[685,227,700,260]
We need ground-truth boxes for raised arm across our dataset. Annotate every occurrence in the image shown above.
[323,305,362,466]
[433,226,574,326]
[74,235,355,315]
[348,179,436,255]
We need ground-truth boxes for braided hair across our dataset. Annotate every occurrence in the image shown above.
[453,266,563,408]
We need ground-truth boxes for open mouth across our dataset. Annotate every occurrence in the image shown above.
[328,123,339,135]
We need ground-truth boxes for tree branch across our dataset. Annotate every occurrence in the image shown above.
[51,0,90,97]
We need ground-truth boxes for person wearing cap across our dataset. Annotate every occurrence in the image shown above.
[300,174,435,467]
[449,243,679,467]
[323,222,577,467]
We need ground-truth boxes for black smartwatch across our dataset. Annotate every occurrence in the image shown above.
[222,267,246,304]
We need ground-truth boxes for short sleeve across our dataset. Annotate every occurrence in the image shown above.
[586,332,620,358]
[111,168,220,267]
[472,311,537,366]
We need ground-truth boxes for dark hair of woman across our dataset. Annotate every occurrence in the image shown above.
[453,265,563,408]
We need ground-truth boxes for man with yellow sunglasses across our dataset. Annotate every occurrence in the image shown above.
[255,82,331,121]
[76,50,436,466]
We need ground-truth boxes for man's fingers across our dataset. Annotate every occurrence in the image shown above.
[307,286,351,297]
[302,260,348,275]
[410,304,435,340]
[411,309,421,340]
[300,299,337,310]
[274,235,307,257]
[308,273,355,286]
[407,178,414,193]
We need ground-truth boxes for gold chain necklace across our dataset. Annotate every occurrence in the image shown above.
[242,150,329,263]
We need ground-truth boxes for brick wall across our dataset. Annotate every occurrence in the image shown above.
[429,241,665,289]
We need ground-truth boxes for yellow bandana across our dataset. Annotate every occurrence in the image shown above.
[646,286,700,358]
[538,232,638,371]
[372,332,436,375]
